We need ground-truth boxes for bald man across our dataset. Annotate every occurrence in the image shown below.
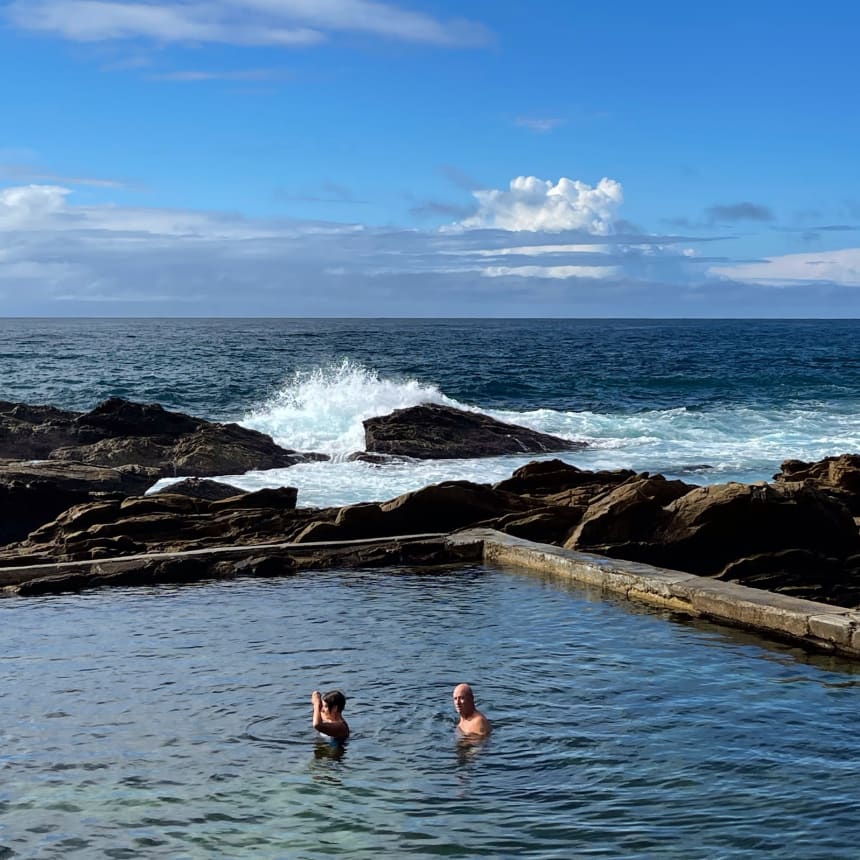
[452,683,492,736]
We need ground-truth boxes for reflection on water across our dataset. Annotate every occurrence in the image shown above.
[2,567,860,859]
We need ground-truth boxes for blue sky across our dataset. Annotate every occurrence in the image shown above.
[2,0,859,316]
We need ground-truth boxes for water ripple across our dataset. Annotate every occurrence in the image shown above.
[2,569,860,858]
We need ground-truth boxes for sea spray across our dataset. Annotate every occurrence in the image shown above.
[240,358,460,457]
[222,364,860,508]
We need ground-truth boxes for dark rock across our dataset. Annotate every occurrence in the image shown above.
[656,482,860,575]
[226,555,298,578]
[50,437,173,469]
[346,451,405,465]
[169,423,325,476]
[74,397,200,442]
[293,482,536,544]
[0,460,160,545]
[153,478,246,501]
[363,403,585,459]
[494,458,636,505]
[774,454,860,514]
[718,549,860,607]
[580,481,860,587]
[210,487,298,510]
[7,536,482,596]
[1,397,323,479]
[375,480,535,534]
[565,474,693,550]
[50,419,321,478]
[0,401,80,459]
[0,482,311,564]
[492,506,585,545]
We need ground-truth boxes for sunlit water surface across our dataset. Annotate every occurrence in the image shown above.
[2,567,859,859]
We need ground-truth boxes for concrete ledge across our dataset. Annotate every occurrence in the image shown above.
[468,529,860,660]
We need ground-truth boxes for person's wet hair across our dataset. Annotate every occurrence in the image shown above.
[322,690,346,712]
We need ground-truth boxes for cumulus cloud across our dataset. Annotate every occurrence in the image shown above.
[711,248,860,287]
[5,0,490,47]
[458,176,624,234]
[0,184,71,226]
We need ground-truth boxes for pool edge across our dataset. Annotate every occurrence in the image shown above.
[459,529,860,660]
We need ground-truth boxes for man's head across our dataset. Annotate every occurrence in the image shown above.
[452,683,476,717]
[322,689,346,715]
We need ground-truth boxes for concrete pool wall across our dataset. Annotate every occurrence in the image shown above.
[3,528,860,659]
[461,529,860,660]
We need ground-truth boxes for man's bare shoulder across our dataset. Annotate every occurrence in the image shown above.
[459,711,492,736]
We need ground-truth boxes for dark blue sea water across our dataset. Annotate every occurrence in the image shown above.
[1,318,858,506]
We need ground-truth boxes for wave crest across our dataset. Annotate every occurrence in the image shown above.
[241,358,457,456]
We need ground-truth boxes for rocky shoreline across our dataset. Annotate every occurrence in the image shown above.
[2,398,859,607]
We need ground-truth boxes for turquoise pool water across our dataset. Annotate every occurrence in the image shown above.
[2,567,859,859]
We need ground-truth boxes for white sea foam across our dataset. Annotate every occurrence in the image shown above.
[154,362,860,509]
[240,358,458,457]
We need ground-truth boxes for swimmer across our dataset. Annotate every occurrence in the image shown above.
[452,683,491,737]
[311,689,350,740]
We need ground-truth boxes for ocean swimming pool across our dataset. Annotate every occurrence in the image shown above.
[2,566,859,859]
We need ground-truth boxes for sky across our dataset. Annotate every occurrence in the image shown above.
[1,0,860,317]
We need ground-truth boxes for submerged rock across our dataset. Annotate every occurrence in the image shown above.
[363,403,585,459]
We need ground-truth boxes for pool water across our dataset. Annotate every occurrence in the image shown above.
[2,566,859,859]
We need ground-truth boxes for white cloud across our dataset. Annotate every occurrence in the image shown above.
[0,184,71,226]
[710,248,860,287]
[241,0,489,45]
[6,1,323,45]
[458,176,624,234]
[483,264,620,280]
[2,183,859,316]
[5,0,489,47]
[466,243,611,257]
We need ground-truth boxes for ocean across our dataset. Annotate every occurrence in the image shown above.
[2,317,858,507]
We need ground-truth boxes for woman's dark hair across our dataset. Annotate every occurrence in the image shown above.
[322,690,346,712]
